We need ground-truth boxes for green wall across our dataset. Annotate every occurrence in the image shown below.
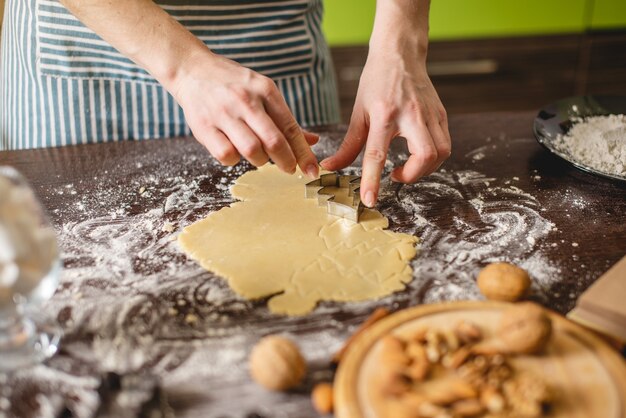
[323,0,626,46]
[323,0,376,45]
[591,0,626,28]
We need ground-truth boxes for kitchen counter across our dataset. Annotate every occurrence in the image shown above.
[0,111,625,418]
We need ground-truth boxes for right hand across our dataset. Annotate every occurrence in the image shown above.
[171,50,319,178]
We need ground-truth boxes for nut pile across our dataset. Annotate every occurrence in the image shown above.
[373,314,553,418]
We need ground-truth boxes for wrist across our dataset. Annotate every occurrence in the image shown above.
[151,41,213,97]
[368,0,429,64]
[368,33,428,65]
[162,46,215,101]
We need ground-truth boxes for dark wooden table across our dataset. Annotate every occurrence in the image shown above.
[0,111,625,418]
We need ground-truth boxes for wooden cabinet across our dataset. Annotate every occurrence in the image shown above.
[579,32,626,96]
[330,32,626,121]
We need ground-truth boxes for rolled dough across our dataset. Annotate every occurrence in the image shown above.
[178,164,418,315]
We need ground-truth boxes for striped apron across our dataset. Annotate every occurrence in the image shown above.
[0,0,340,150]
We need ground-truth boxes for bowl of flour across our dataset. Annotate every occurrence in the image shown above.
[533,96,626,182]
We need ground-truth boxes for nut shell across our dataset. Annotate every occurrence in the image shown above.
[311,382,334,414]
[477,262,531,302]
[249,335,306,391]
[497,302,552,354]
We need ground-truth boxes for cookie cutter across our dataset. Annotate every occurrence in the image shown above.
[305,173,364,222]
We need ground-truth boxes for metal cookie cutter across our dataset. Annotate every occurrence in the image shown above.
[305,173,364,222]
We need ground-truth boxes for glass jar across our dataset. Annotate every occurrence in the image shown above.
[0,166,61,371]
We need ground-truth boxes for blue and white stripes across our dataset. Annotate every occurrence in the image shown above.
[0,0,340,151]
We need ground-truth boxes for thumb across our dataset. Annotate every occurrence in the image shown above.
[320,112,368,171]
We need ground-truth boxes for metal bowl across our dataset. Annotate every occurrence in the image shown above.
[533,95,626,182]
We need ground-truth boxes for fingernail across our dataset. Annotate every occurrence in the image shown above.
[305,164,319,178]
[319,158,330,168]
[364,191,376,208]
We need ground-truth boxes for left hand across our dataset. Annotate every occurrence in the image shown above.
[320,51,451,208]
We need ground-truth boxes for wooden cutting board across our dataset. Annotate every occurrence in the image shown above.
[568,255,626,342]
[335,301,626,418]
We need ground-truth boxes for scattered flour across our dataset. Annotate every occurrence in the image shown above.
[5,133,565,418]
[385,169,558,304]
[554,114,626,176]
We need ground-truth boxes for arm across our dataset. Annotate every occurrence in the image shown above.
[60,0,320,178]
[321,0,450,207]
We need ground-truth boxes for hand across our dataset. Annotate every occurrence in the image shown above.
[57,0,319,176]
[173,51,319,177]
[320,51,451,208]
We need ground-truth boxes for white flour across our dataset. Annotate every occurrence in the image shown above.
[554,114,626,176]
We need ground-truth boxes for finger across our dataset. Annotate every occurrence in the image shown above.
[303,130,320,146]
[244,110,303,175]
[439,112,452,165]
[428,119,451,171]
[360,121,396,207]
[439,109,451,145]
[222,119,270,167]
[433,101,451,164]
[391,120,439,183]
[194,127,240,166]
[262,92,318,177]
[391,154,429,183]
[320,111,368,171]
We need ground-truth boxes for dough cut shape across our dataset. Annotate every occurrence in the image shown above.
[178,164,418,315]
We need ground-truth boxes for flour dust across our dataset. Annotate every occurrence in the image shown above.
[10,135,565,417]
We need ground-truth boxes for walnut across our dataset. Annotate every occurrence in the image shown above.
[445,346,472,369]
[497,302,552,355]
[406,341,428,361]
[420,377,478,406]
[406,326,428,344]
[249,335,306,391]
[406,342,430,381]
[381,370,412,397]
[454,320,483,344]
[480,386,506,413]
[425,344,441,363]
[406,360,430,382]
[451,398,485,417]
[383,395,429,418]
[486,363,513,388]
[415,401,448,418]
[477,262,531,302]
[456,353,511,391]
[381,397,427,418]
[424,329,441,347]
[379,335,410,367]
[503,372,551,418]
[311,382,334,414]
[442,329,460,352]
